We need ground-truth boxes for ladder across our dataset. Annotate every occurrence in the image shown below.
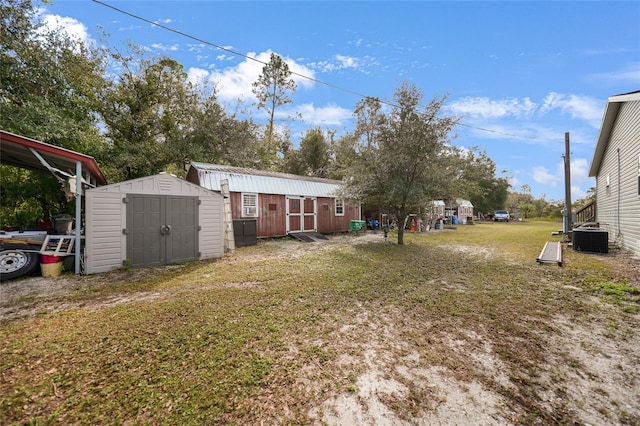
[39,235,77,256]
[220,179,236,254]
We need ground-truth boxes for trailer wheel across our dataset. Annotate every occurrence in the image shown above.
[0,244,41,281]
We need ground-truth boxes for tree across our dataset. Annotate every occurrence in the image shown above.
[573,187,596,209]
[328,133,358,180]
[0,0,108,228]
[298,127,331,178]
[451,148,510,215]
[252,53,297,160]
[506,185,535,219]
[0,0,107,153]
[99,54,202,181]
[344,82,457,244]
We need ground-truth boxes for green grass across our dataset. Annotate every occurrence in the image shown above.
[1,220,638,424]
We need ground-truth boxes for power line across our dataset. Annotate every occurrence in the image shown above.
[91,0,566,143]
[91,0,376,102]
[456,122,565,142]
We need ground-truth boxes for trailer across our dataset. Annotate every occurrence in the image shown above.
[0,231,77,281]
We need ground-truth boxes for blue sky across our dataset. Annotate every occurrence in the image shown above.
[40,1,640,202]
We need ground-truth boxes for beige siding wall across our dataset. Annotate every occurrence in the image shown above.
[595,100,640,254]
[199,196,224,259]
[85,191,125,274]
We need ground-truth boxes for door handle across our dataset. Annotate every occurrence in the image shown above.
[160,225,172,235]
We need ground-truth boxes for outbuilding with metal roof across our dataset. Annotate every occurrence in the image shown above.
[186,162,361,239]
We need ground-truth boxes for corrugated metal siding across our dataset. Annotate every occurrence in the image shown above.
[595,100,640,255]
[189,164,362,236]
[194,168,342,197]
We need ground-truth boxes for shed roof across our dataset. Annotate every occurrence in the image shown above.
[456,198,473,208]
[588,91,640,177]
[189,162,344,198]
[88,172,221,198]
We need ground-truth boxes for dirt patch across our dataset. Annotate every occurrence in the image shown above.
[0,232,383,320]
[2,231,639,424]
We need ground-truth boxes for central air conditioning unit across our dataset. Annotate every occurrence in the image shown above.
[573,229,609,253]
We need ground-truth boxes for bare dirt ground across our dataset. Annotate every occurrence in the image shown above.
[2,231,639,425]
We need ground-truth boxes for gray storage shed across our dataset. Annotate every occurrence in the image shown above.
[85,173,224,274]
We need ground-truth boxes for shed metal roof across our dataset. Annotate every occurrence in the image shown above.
[589,91,640,177]
[0,130,107,185]
[190,162,344,198]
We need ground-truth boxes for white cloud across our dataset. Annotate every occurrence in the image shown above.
[39,13,92,46]
[586,62,640,86]
[186,52,352,130]
[532,165,560,187]
[531,157,592,195]
[307,54,377,74]
[295,103,352,126]
[151,43,179,52]
[449,92,602,126]
[541,92,602,128]
[195,50,316,105]
[507,175,521,190]
[570,157,590,186]
[187,67,210,87]
[448,97,537,119]
[571,185,587,200]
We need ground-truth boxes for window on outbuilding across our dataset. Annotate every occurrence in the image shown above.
[335,199,344,216]
[242,193,258,217]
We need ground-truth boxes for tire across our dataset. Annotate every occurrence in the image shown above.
[0,244,41,281]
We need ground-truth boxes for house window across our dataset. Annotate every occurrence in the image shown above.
[335,199,344,216]
[606,174,610,196]
[242,193,258,217]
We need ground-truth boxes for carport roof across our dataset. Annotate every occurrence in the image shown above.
[0,130,107,185]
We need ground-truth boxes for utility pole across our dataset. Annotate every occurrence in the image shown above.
[563,132,572,237]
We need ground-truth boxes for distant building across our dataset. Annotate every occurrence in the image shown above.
[428,200,446,219]
[453,199,474,224]
[186,163,361,238]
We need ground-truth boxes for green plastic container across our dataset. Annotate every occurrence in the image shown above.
[350,220,366,231]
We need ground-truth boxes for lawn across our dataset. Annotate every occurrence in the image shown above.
[1,220,639,425]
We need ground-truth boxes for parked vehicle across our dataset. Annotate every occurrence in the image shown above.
[493,210,510,222]
[0,230,75,281]
[0,232,46,281]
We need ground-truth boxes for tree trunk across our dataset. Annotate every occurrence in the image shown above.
[397,226,404,245]
[396,210,408,245]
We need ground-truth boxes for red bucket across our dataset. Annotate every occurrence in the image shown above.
[40,254,63,264]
